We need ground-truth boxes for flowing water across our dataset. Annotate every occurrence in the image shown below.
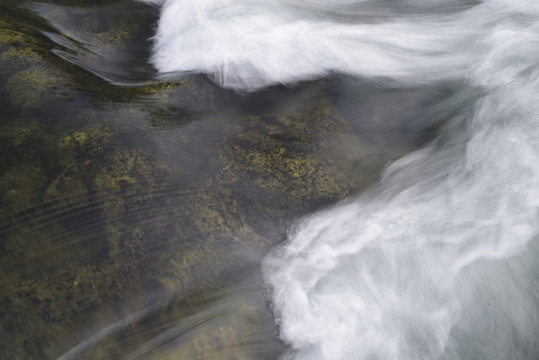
[1,0,538,359]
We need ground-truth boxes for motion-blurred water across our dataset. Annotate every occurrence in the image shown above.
[145,0,539,358]
[2,0,538,359]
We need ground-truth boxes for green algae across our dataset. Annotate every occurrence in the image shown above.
[0,123,61,193]
[4,66,67,112]
[0,47,45,76]
[0,165,47,209]
[219,97,364,210]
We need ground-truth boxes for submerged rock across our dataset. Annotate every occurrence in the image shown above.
[0,165,48,209]
[0,2,403,358]
[0,39,44,77]
[219,96,363,210]
[4,66,66,112]
[0,92,379,357]
[0,121,263,358]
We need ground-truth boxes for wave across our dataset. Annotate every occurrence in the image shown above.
[145,0,539,359]
[142,0,485,90]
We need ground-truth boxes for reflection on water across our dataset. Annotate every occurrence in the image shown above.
[0,0,465,358]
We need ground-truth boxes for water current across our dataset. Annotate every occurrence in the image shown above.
[1,0,538,359]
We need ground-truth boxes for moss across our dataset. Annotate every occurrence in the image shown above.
[0,89,374,360]
[52,125,175,256]
[37,0,124,6]
[0,261,149,358]
[0,28,26,47]
[0,124,57,203]
[0,123,64,211]
[0,165,48,209]
[4,66,66,112]
[141,77,218,119]
[45,167,90,209]
[0,124,176,358]
[219,97,360,210]
[0,10,56,59]
[0,20,52,78]
[0,122,39,150]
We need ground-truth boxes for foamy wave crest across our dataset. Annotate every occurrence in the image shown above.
[142,0,483,90]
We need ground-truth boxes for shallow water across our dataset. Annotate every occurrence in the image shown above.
[0,1,455,359]
[2,0,537,359]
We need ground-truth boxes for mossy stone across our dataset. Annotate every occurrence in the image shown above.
[0,28,26,47]
[4,66,64,112]
[0,164,47,209]
[0,46,46,76]
[219,97,360,209]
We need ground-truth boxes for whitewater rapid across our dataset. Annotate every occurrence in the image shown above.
[144,0,539,359]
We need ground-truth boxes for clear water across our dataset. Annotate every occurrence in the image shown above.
[2,0,538,359]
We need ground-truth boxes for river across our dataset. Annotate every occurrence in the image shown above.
[1,0,538,359]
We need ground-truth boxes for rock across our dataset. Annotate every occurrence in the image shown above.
[0,164,47,209]
[219,96,361,210]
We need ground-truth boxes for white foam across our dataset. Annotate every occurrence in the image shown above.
[144,0,539,358]
[142,0,486,90]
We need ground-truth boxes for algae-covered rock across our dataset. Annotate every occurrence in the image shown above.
[0,19,42,48]
[0,12,55,74]
[0,124,175,358]
[219,97,361,210]
[0,95,377,359]
[4,66,63,112]
[0,72,378,360]
[0,165,48,209]
[51,125,176,257]
[0,261,149,358]
[0,121,62,168]
[45,167,90,210]
[0,14,78,113]
[0,124,38,171]
[0,44,45,76]
[0,117,280,359]
[0,123,61,214]
[141,77,218,119]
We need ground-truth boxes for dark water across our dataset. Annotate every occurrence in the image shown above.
[1,1,474,359]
